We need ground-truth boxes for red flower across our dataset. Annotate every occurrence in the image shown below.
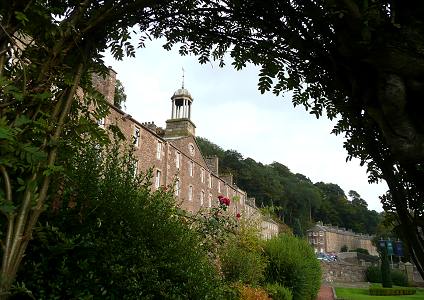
[218,195,230,206]
[236,213,241,219]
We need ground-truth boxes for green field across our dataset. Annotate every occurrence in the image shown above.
[335,287,424,300]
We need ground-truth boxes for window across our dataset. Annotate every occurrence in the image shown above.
[133,126,140,146]
[200,190,205,206]
[218,181,221,193]
[188,143,195,156]
[155,170,161,189]
[156,141,162,160]
[175,179,180,196]
[208,193,212,208]
[201,168,205,183]
[97,117,105,128]
[188,185,193,201]
[175,151,181,169]
[133,160,138,177]
[208,174,212,188]
[189,161,194,177]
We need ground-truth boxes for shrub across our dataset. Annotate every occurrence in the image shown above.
[264,235,321,300]
[391,269,408,287]
[234,284,271,300]
[220,239,267,285]
[350,248,370,255]
[265,283,293,300]
[369,286,416,296]
[366,266,382,283]
[219,218,268,285]
[380,247,393,288]
[16,143,225,299]
[340,245,348,252]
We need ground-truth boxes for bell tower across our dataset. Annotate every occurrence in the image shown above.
[165,75,196,138]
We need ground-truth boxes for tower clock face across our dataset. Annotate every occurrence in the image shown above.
[188,144,195,156]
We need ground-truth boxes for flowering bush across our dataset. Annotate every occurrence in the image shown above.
[192,196,238,259]
[218,195,231,207]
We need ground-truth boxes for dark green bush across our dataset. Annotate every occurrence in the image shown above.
[265,283,293,300]
[264,235,321,300]
[366,266,382,283]
[369,286,416,296]
[380,247,393,288]
[391,269,408,287]
[220,237,268,285]
[16,143,225,299]
[366,265,408,287]
[350,248,369,255]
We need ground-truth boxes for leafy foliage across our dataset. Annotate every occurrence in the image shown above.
[366,266,383,284]
[265,283,293,300]
[114,79,127,109]
[380,247,393,288]
[219,219,268,286]
[264,235,321,300]
[156,0,424,279]
[16,142,224,299]
[197,137,382,235]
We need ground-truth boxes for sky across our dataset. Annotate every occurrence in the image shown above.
[104,38,388,212]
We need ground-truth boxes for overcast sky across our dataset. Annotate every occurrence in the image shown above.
[104,38,388,212]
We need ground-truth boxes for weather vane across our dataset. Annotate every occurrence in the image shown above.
[182,67,185,89]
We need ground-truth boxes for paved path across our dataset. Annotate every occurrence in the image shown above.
[316,285,334,300]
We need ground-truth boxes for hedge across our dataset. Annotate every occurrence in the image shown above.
[369,286,416,296]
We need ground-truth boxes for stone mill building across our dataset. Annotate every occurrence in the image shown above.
[92,69,279,240]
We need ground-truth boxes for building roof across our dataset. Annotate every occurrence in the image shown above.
[307,221,374,240]
[172,88,193,100]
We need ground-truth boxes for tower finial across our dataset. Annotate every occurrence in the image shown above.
[182,67,185,89]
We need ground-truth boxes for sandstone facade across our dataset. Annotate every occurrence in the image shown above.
[307,221,377,255]
[93,70,279,238]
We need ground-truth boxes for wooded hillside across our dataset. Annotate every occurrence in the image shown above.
[197,137,381,235]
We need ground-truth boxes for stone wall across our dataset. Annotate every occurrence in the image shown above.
[321,261,367,283]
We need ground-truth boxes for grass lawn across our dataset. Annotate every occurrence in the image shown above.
[335,287,424,300]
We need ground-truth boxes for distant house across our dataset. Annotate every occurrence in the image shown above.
[307,221,377,255]
[93,69,279,239]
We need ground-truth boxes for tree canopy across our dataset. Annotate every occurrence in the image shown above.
[196,137,382,235]
[1,0,424,293]
[159,1,424,278]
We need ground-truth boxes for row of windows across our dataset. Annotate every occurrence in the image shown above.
[187,186,213,207]
[128,126,241,201]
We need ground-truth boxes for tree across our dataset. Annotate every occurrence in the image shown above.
[154,1,424,277]
[380,247,393,288]
[16,141,224,299]
[0,1,207,296]
[113,79,127,109]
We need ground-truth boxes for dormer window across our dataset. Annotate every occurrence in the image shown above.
[188,143,195,156]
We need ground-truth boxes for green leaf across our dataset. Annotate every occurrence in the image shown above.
[0,203,16,214]
[17,177,25,185]
[14,11,29,25]
[0,123,14,141]
[14,115,32,127]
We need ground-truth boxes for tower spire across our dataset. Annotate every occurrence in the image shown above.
[182,67,185,89]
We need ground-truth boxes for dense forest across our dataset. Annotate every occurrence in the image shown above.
[196,137,382,235]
